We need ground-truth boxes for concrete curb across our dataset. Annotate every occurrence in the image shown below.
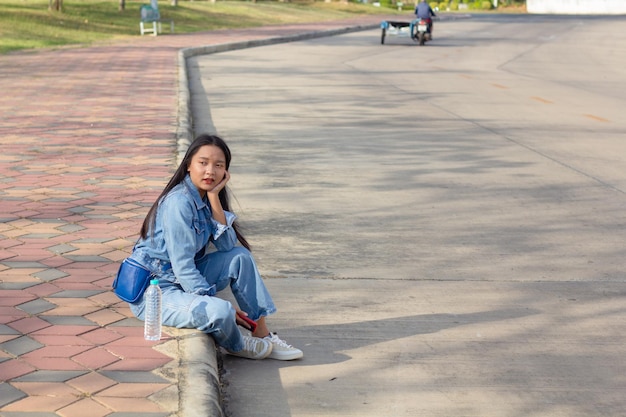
[173,22,378,417]
[178,331,224,417]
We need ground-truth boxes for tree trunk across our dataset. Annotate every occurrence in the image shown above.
[49,0,63,12]
[119,0,126,11]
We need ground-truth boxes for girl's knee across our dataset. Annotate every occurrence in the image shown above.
[232,247,255,267]
[231,246,252,259]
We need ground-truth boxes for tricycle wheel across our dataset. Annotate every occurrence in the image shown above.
[381,28,386,44]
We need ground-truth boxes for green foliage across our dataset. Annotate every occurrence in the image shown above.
[379,0,410,10]
[438,1,448,10]
[449,1,458,10]
[466,0,492,9]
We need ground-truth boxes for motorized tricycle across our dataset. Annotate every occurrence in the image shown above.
[380,18,432,46]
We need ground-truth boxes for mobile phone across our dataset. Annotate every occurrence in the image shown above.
[236,311,257,332]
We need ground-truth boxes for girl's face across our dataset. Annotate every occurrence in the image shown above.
[187,145,227,198]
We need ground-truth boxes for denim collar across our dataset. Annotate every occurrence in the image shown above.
[183,174,208,210]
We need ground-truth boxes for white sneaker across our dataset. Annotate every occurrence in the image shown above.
[227,335,273,360]
[264,332,303,361]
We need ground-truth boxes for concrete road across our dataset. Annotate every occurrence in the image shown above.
[188,14,626,417]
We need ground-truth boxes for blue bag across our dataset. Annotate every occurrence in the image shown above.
[112,258,152,303]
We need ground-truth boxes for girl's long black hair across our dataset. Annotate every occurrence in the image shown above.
[139,134,250,250]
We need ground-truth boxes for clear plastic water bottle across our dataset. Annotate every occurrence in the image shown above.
[144,279,162,341]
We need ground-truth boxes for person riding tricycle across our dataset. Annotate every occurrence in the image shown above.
[414,0,436,40]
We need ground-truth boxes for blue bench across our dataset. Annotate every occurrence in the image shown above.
[140,3,174,36]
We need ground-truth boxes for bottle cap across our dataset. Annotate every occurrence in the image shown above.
[150,279,159,285]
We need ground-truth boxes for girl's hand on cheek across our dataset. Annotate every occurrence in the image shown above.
[207,171,228,225]
[208,171,230,197]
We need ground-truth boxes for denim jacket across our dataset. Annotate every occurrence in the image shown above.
[130,174,237,296]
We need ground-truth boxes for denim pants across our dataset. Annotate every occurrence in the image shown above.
[130,246,276,352]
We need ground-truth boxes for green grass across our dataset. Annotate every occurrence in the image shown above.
[0,0,402,54]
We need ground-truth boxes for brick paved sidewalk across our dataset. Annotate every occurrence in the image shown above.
[0,17,384,417]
